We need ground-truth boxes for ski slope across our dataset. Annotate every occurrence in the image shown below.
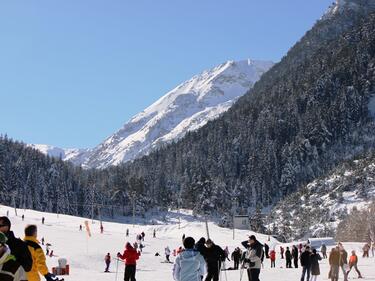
[1,204,375,281]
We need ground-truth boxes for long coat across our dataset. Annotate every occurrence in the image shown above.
[310,253,322,275]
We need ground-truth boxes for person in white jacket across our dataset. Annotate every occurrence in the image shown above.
[173,237,206,281]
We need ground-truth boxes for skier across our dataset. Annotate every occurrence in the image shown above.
[165,246,171,262]
[299,245,311,281]
[264,243,269,259]
[104,253,111,272]
[280,246,284,259]
[141,231,145,241]
[0,217,32,274]
[41,237,44,246]
[126,229,129,237]
[347,250,363,278]
[153,229,156,238]
[173,237,206,281]
[203,239,225,281]
[117,242,141,281]
[79,225,82,231]
[292,245,299,268]
[231,247,241,270]
[49,250,54,257]
[6,210,9,217]
[23,224,59,281]
[182,234,185,242]
[139,243,144,253]
[195,237,207,257]
[270,249,276,268]
[22,215,24,221]
[310,248,322,281]
[321,244,327,259]
[285,246,292,268]
[46,244,50,256]
[329,247,340,281]
[41,217,45,225]
[100,224,104,234]
[241,235,264,281]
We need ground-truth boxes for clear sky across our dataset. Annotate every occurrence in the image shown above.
[0,0,332,148]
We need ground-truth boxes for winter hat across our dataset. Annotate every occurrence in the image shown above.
[0,232,7,245]
[0,217,11,230]
[183,237,195,249]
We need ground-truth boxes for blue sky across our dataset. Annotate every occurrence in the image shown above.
[0,0,332,148]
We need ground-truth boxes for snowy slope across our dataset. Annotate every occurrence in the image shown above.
[2,204,375,281]
[28,144,89,165]
[76,59,273,168]
[268,155,375,240]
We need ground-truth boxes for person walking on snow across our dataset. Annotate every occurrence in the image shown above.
[292,245,299,268]
[338,243,348,281]
[362,243,370,258]
[173,237,206,281]
[104,253,111,272]
[280,246,284,259]
[299,245,311,281]
[329,247,340,281]
[310,248,322,281]
[347,250,362,279]
[117,242,141,281]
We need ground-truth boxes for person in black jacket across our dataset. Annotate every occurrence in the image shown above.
[300,246,311,281]
[231,247,241,270]
[0,232,21,281]
[264,243,269,259]
[195,237,207,257]
[285,246,292,268]
[310,249,322,281]
[292,245,299,268]
[204,239,225,281]
[0,217,32,273]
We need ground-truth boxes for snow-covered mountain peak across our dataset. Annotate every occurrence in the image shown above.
[75,58,273,168]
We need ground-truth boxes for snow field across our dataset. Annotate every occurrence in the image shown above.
[1,204,375,281]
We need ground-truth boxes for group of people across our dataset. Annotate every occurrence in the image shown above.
[0,216,59,281]
[362,241,375,257]
[172,234,264,281]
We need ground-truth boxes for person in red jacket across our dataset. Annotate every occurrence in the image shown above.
[117,242,140,281]
[270,250,276,268]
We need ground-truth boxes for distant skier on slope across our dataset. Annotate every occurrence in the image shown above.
[104,253,111,272]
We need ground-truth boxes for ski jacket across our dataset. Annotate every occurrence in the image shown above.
[194,239,207,257]
[292,247,298,259]
[204,244,225,271]
[5,231,32,273]
[173,249,206,281]
[241,240,264,269]
[300,251,311,267]
[231,250,241,261]
[105,254,111,263]
[310,253,321,275]
[118,244,140,265]
[349,254,358,266]
[0,245,20,281]
[270,250,276,261]
[24,236,49,281]
[165,247,171,256]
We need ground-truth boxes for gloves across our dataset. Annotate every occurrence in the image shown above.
[45,273,58,281]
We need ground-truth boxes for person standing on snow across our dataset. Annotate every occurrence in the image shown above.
[241,235,264,281]
[285,246,292,268]
[269,249,276,268]
[0,217,32,274]
[173,237,206,281]
[321,244,327,259]
[117,242,141,281]
[299,245,311,281]
[310,248,322,281]
[231,247,241,270]
[338,243,348,281]
[264,243,269,259]
[280,246,284,259]
[165,246,171,262]
[292,245,299,268]
[23,225,58,281]
[104,253,111,272]
[329,247,340,281]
